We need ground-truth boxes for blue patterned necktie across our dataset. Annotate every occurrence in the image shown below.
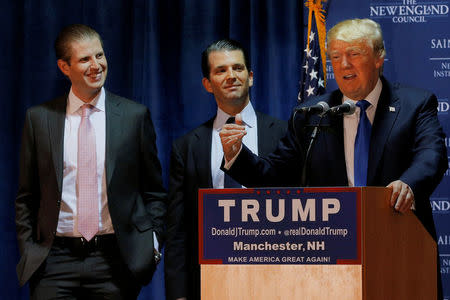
[354,100,372,187]
[223,117,241,188]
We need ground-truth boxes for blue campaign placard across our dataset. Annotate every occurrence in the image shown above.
[199,187,361,265]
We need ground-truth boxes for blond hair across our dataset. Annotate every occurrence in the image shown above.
[327,18,386,59]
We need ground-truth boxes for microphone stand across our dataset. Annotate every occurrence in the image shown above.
[300,114,325,187]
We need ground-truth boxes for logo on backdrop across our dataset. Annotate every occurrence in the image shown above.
[438,99,449,114]
[370,0,449,23]
[445,159,450,177]
[439,235,450,246]
[431,197,450,214]
[326,62,334,81]
[442,256,450,275]
[430,37,450,79]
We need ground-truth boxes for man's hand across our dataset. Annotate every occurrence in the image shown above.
[219,113,247,162]
[386,180,414,213]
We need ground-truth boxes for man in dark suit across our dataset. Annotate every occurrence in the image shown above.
[15,24,166,299]
[220,19,447,299]
[164,39,287,300]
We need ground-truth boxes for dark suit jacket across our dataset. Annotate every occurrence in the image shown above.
[225,77,447,241]
[164,111,287,300]
[15,91,167,287]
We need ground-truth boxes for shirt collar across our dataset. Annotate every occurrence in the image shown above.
[67,87,105,114]
[343,78,382,109]
[213,101,257,130]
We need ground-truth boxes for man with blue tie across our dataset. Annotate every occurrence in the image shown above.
[219,18,447,299]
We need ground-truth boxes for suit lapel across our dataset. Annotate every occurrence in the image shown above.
[105,91,123,185]
[367,78,400,184]
[192,118,214,187]
[48,95,67,192]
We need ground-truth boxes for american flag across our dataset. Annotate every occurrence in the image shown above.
[298,0,327,103]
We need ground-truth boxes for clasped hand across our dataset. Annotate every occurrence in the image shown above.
[219,114,247,162]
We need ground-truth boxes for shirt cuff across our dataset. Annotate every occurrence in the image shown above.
[153,232,159,250]
[411,199,416,211]
[223,145,242,170]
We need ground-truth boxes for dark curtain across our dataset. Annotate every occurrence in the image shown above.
[1,1,304,298]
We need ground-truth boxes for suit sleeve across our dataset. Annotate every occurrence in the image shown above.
[399,94,448,200]
[140,109,167,240]
[15,109,40,255]
[164,141,188,300]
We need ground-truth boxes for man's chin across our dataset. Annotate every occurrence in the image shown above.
[227,96,249,106]
[87,80,105,90]
[84,86,103,96]
[224,91,245,99]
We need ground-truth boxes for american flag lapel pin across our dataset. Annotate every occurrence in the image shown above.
[389,106,395,112]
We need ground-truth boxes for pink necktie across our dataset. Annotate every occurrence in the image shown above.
[77,104,99,241]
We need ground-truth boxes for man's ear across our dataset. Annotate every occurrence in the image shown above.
[202,77,213,93]
[57,59,70,76]
[375,56,384,70]
[248,71,254,87]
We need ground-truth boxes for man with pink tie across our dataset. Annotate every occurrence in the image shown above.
[15,24,166,299]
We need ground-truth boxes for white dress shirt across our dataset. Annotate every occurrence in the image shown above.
[211,101,258,188]
[343,78,382,187]
[57,87,114,236]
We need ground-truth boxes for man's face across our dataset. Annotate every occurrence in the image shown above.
[202,50,253,111]
[57,37,107,102]
[328,39,383,100]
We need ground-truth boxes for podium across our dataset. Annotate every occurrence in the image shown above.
[199,187,437,299]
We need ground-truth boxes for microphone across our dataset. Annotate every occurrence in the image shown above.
[295,101,330,115]
[328,100,356,116]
